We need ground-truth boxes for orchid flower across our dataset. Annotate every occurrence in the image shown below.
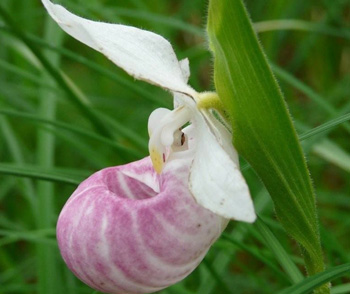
[42,1,256,293]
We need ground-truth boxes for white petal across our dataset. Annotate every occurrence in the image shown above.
[201,110,239,164]
[42,0,195,96]
[174,94,256,222]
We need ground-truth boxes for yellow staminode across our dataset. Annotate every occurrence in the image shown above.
[196,92,224,111]
[197,92,230,124]
[150,146,164,174]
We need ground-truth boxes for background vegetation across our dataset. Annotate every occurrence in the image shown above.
[0,0,349,293]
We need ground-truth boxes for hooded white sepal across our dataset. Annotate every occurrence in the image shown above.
[41,0,195,96]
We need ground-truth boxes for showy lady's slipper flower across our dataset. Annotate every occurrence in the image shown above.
[42,1,256,293]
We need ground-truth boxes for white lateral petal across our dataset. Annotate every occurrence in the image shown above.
[42,0,195,95]
[173,94,256,222]
[191,123,256,222]
[201,110,239,164]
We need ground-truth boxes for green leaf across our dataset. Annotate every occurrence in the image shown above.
[207,0,327,292]
[277,263,350,294]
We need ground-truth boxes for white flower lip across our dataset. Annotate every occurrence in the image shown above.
[42,0,256,223]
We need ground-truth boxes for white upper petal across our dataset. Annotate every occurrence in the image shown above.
[174,94,256,222]
[42,0,195,95]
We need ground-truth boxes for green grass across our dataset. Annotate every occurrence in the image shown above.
[0,0,349,294]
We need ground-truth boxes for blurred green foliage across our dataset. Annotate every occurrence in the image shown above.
[0,0,349,294]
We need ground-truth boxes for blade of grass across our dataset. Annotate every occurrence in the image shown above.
[320,227,350,266]
[254,20,350,40]
[91,6,204,36]
[0,258,34,285]
[0,36,149,151]
[0,25,167,106]
[255,217,304,284]
[0,5,113,138]
[0,109,142,158]
[331,284,350,294]
[201,259,233,294]
[167,284,194,294]
[0,79,147,151]
[96,110,148,151]
[0,117,37,216]
[241,114,350,172]
[299,113,350,141]
[0,229,56,246]
[0,163,82,185]
[126,0,150,11]
[0,59,56,91]
[0,215,25,231]
[312,140,350,173]
[0,178,15,202]
[0,82,37,113]
[197,190,271,294]
[272,65,350,134]
[53,130,112,168]
[0,239,25,290]
[221,233,290,282]
[62,268,78,294]
[277,263,350,294]
[0,284,36,293]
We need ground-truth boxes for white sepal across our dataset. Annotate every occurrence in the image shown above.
[42,0,195,96]
[179,58,190,83]
[173,94,256,223]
